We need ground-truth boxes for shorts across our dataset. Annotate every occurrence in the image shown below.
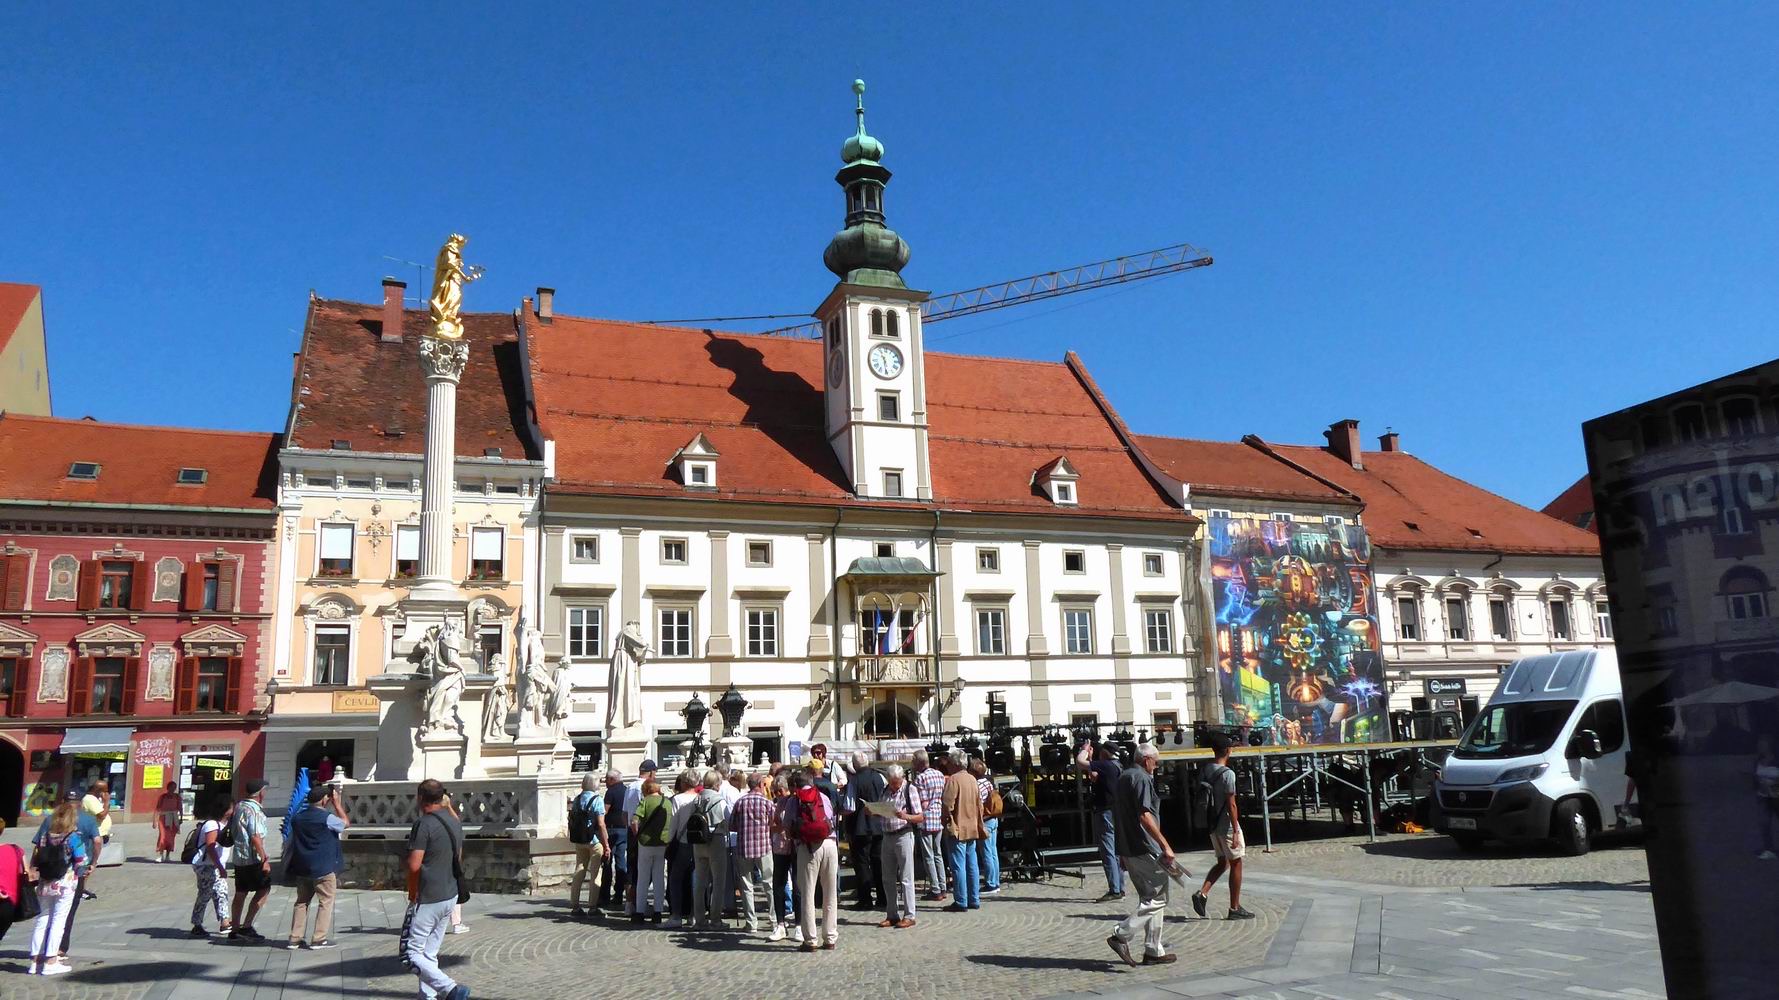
[233,863,271,892]
[1209,832,1245,861]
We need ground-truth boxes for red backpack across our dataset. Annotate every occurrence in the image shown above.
[794,786,830,848]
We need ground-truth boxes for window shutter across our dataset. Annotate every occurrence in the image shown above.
[69,657,93,716]
[121,657,142,715]
[1,554,27,611]
[175,657,198,714]
[182,563,207,611]
[215,560,237,613]
[129,561,150,610]
[76,560,102,610]
[7,658,28,716]
[227,656,244,713]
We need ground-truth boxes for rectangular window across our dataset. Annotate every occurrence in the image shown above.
[654,728,692,763]
[567,606,604,658]
[1397,597,1420,641]
[470,527,504,579]
[745,608,779,657]
[1152,711,1179,733]
[1729,591,1769,620]
[976,608,1007,655]
[1053,482,1075,504]
[1142,553,1164,577]
[1323,515,1346,526]
[395,525,420,578]
[90,657,126,715]
[883,470,903,498]
[1063,607,1095,654]
[1445,596,1469,641]
[877,393,900,422]
[1655,604,1679,636]
[1069,712,1099,731]
[661,538,688,565]
[875,542,895,558]
[0,658,18,715]
[746,540,773,567]
[1674,405,1708,442]
[1489,594,1512,640]
[1723,398,1760,437]
[201,563,221,611]
[98,560,134,609]
[1271,512,1293,522]
[860,608,918,654]
[194,656,229,713]
[318,523,354,577]
[1063,549,1086,574]
[478,624,503,666]
[688,463,711,486]
[658,607,693,658]
[571,536,599,563]
[1591,601,1612,639]
[1143,608,1173,653]
[976,547,999,572]
[1206,508,1232,519]
[1550,599,1572,639]
[313,625,350,686]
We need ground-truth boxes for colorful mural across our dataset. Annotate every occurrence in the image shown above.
[1209,516,1388,744]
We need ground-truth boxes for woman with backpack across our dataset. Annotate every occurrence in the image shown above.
[664,771,700,928]
[789,767,840,952]
[188,800,234,938]
[631,779,672,924]
[27,802,90,976]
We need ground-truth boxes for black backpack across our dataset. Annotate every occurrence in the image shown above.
[567,796,597,845]
[32,835,71,883]
[180,827,203,864]
[1195,763,1232,830]
[685,798,710,845]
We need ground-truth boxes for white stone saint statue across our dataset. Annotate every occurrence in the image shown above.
[419,620,467,735]
[515,612,554,735]
[607,621,649,733]
[482,681,513,744]
[545,661,574,740]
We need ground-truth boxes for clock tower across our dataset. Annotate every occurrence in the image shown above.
[817,80,932,500]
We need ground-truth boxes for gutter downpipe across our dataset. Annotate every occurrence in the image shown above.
[930,508,944,738]
[830,506,845,740]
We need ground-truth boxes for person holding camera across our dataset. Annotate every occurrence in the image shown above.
[285,783,350,949]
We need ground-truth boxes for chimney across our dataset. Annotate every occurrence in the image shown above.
[536,287,555,322]
[1324,419,1363,469]
[1378,429,1401,453]
[380,277,406,343]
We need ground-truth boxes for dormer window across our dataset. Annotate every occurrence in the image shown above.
[67,462,100,480]
[672,432,720,491]
[177,468,208,485]
[1033,456,1080,506]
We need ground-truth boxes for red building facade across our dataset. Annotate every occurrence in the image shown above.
[0,415,279,824]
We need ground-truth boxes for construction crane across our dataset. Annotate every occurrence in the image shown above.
[755,241,1213,338]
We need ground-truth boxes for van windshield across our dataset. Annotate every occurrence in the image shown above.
[1453,700,1578,759]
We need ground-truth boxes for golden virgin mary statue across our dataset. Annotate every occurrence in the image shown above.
[427,233,483,340]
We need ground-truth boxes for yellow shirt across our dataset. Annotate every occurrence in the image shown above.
[82,793,111,838]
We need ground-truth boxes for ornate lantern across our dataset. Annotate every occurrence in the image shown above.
[715,683,749,737]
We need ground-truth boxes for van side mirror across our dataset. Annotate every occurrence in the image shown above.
[1567,730,1604,760]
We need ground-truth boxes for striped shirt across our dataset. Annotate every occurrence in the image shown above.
[977,776,992,805]
[913,767,947,833]
[730,790,774,860]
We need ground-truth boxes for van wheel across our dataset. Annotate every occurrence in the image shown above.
[1553,800,1591,856]
[1450,834,1485,853]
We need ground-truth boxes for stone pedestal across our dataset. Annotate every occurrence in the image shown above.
[605,725,650,774]
[714,734,754,769]
[418,730,466,782]
[511,734,572,776]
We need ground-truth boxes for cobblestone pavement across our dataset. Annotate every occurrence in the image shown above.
[0,824,1660,999]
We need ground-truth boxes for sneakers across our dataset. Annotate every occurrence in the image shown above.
[790,926,805,944]
[286,940,306,950]
[80,890,97,901]
[1142,953,1178,965]
[1106,934,1137,968]
[1227,906,1256,920]
[309,939,337,950]
[236,926,265,941]
[451,923,469,934]
[38,962,72,977]
[982,886,1001,896]
[570,906,585,918]
[1095,890,1125,903]
[943,904,969,913]
[189,926,209,938]
[768,923,786,942]
[664,918,683,929]
[1191,891,1208,918]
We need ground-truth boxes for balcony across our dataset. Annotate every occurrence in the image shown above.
[848,654,937,689]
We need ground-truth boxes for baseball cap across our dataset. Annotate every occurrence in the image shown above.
[639,759,659,773]
[64,789,80,801]
[245,778,270,795]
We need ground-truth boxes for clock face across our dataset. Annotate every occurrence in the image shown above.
[868,343,904,379]
[827,350,845,388]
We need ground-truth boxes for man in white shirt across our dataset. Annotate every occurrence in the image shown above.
[690,769,732,929]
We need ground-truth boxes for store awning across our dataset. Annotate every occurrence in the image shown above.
[59,727,135,753]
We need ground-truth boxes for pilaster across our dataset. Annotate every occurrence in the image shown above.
[707,530,734,659]
[620,527,642,631]
[936,537,959,655]
[806,533,833,658]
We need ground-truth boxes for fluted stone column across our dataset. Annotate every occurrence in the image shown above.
[415,336,469,594]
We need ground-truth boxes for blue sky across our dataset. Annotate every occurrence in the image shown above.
[3,5,1775,508]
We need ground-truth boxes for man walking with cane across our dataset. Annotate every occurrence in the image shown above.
[1106,743,1182,967]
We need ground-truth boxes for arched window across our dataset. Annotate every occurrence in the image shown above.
[1395,588,1423,641]
[886,310,899,338]
[1442,587,1471,641]
[1722,567,1770,620]
[1487,586,1515,641]
[1672,404,1709,443]
[870,309,884,338]
[1548,590,1573,640]
[1722,396,1761,437]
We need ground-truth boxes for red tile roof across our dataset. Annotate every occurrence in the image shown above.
[286,298,535,460]
[1133,434,1359,506]
[1542,475,1597,535]
[0,414,277,511]
[1259,442,1601,556]
[0,282,41,354]
[526,315,1183,521]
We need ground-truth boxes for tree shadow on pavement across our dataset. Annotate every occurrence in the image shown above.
[968,954,1119,972]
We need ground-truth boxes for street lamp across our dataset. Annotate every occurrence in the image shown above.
[715,683,749,737]
[681,692,710,768]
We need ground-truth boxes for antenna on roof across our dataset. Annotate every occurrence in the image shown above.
[381,256,427,306]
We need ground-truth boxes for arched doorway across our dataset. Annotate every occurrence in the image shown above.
[862,702,921,739]
[0,736,23,827]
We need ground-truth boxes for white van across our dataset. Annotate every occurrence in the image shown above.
[1432,649,1638,855]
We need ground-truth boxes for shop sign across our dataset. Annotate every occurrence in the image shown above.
[137,737,176,769]
[142,765,165,789]
[332,689,380,713]
[195,757,233,770]
[1424,678,1468,696]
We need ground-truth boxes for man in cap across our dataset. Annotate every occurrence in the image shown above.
[625,759,659,916]
[229,778,274,941]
